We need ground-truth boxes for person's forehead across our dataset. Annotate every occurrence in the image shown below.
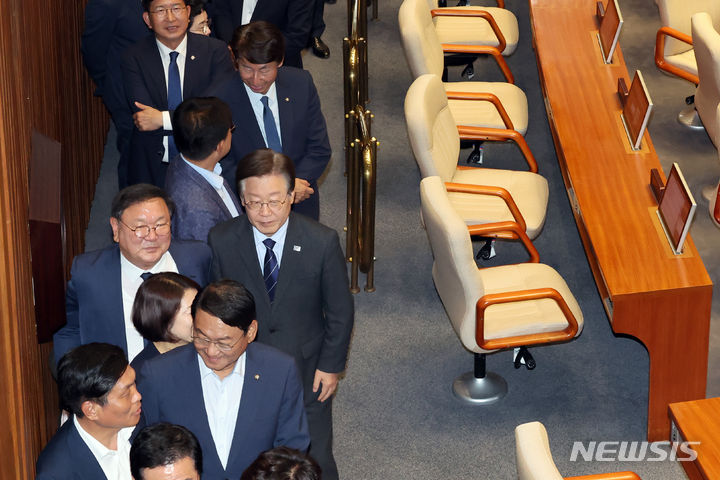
[243,174,287,195]
[239,58,277,70]
[122,198,169,219]
[109,366,134,395]
[149,0,186,9]
[194,309,240,338]
[141,456,199,480]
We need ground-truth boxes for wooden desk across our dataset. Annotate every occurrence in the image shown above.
[529,0,713,441]
[669,398,720,480]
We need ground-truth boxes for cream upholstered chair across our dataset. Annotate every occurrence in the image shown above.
[406,74,548,240]
[708,104,720,228]
[399,0,534,167]
[515,422,641,480]
[420,176,583,404]
[692,12,720,143]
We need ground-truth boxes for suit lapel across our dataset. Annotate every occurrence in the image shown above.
[272,214,303,309]
[234,217,269,300]
[181,158,235,218]
[143,37,168,107]
[275,69,294,153]
[235,81,267,148]
[106,246,128,354]
[183,33,199,97]
[226,344,262,472]
[67,420,107,478]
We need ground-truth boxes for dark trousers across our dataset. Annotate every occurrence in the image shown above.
[311,0,326,38]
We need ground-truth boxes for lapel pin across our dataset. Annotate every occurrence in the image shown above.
[293,245,301,252]
[190,55,196,60]
[254,374,260,380]
[285,97,290,102]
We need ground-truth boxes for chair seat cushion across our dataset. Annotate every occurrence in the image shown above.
[434,7,519,55]
[450,168,548,238]
[444,81,528,134]
[475,263,584,344]
[665,49,697,77]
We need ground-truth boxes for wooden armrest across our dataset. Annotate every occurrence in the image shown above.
[457,125,538,173]
[466,220,539,263]
[475,286,579,350]
[566,472,641,480]
[445,182,526,231]
[445,91,514,130]
[441,43,514,83]
[496,0,504,7]
[431,9,507,54]
[655,27,698,85]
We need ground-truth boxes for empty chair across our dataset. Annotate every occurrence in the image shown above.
[405,74,548,238]
[420,175,583,404]
[692,12,720,143]
[515,421,641,480]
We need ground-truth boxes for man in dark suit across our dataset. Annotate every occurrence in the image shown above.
[135,280,310,480]
[131,423,202,480]
[165,96,242,243]
[53,184,212,364]
[81,0,150,188]
[36,343,142,479]
[209,0,311,68]
[208,150,354,480]
[121,0,235,188]
[208,21,331,220]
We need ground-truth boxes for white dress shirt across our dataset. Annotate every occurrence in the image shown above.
[244,82,282,149]
[155,35,188,163]
[120,250,178,361]
[73,416,133,480]
[241,0,259,25]
[182,156,240,217]
[198,352,246,469]
[252,217,289,269]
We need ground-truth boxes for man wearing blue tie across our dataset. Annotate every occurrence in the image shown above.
[121,0,235,188]
[208,21,331,220]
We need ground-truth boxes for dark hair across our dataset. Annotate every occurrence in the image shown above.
[240,447,321,480]
[110,183,175,220]
[236,149,296,196]
[193,280,256,332]
[132,272,201,342]
[142,0,188,12]
[231,21,285,65]
[186,0,206,24]
[57,343,128,418]
[131,423,203,479]
[172,97,233,160]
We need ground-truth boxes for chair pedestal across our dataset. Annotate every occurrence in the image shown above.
[677,105,704,130]
[452,353,508,405]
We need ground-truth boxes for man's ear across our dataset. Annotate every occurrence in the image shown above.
[110,217,120,243]
[81,400,99,421]
[143,11,152,30]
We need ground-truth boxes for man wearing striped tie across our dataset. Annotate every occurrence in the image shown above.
[208,149,354,480]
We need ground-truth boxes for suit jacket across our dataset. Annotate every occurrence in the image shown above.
[209,67,331,218]
[35,418,107,480]
[208,213,354,394]
[165,155,242,243]
[209,0,311,68]
[53,240,212,363]
[121,33,235,187]
[135,342,310,480]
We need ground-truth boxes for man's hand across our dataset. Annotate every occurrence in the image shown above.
[312,369,339,402]
[133,102,164,131]
[293,178,315,203]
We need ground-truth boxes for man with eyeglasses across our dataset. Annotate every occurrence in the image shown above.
[135,279,309,480]
[208,149,353,480]
[53,184,212,364]
[208,21,331,221]
[120,0,235,188]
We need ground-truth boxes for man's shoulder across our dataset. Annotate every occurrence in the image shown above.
[165,158,201,194]
[122,34,156,61]
[188,32,229,52]
[36,421,91,475]
[290,213,337,240]
[208,74,246,101]
[170,238,212,256]
[209,214,249,241]
[71,244,119,273]
[141,343,196,378]
[277,66,312,85]
[248,342,296,370]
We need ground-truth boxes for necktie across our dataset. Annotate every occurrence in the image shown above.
[260,96,282,152]
[140,272,153,282]
[263,238,279,301]
[167,51,182,160]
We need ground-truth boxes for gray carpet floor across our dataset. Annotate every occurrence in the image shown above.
[83,0,719,478]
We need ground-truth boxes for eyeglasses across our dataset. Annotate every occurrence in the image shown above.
[150,5,186,18]
[118,219,171,239]
[243,194,290,212]
[192,334,243,351]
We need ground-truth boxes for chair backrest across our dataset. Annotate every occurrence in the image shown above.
[693,11,720,145]
[656,0,720,56]
[398,0,445,78]
[405,74,461,182]
[515,422,564,480]
[420,176,483,347]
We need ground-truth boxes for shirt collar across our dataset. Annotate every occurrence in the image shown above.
[155,34,188,59]
[252,216,289,246]
[197,350,246,381]
[243,81,277,104]
[182,155,225,190]
[73,415,131,458]
[120,250,172,278]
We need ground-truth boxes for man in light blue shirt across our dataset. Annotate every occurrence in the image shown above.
[165,97,242,243]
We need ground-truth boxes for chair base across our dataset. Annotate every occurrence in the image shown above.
[452,371,508,405]
[677,106,704,130]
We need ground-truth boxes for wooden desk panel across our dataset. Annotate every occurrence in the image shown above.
[669,398,720,480]
[529,0,713,441]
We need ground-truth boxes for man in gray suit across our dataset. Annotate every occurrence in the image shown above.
[208,149,353,480]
